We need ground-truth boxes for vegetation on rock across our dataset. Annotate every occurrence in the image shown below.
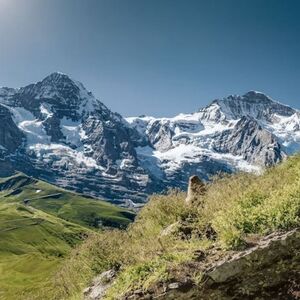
[38,155,300,299]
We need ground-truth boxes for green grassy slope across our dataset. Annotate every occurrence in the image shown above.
[0,173,135,229]
[47,155,300,300]
[0,173,135,300]
[0,202,87,300]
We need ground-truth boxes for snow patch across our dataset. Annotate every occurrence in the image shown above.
[30,143,102,170]
[153,144,261,175]
[60,117,82,147]
[9,106,51,145]
[135,146,164,179]
[40,103,53,119]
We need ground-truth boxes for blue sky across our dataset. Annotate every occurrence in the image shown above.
[0,0,299,116]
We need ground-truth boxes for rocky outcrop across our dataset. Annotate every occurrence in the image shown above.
[207,91,296,123]
[0,104,24,156]
[214,116,285,166]
[127,228,300,299]
[0,104,25,176]
[84,269,116,300]
[198,229,300,299]
[146,120,175,152]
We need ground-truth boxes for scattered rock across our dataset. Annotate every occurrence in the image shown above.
[133,289,143,295]
[160,222,180,237]
[193,249,206,261]
[84,269,116,300]
[126,228,300,300]
[168,282,180,290]
[159,220,198,240]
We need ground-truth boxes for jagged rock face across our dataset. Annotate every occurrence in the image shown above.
[81,116,138,172]
[0,73,155,203]
[214,116,285,166]
[1,74,299,204]
[207,91,296,123]
[128,91,300,190]
[11,73,108,119]
[0,104,24,156]
[147,120,175,151]
[0,104,25,176]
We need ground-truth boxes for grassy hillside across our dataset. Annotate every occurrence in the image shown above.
[43,155,300,300]
[0,201,87,300]
[0,173,135,229]
[0,173,135,300]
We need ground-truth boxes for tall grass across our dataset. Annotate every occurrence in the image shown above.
[40,155,300,299]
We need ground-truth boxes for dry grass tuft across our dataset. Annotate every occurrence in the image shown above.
[38,155,300,299]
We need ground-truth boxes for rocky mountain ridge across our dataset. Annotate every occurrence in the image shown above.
[0,73,299,204]
[127,91,300,187]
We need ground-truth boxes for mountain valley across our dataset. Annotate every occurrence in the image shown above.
[0,173,134,299]
[0,74,300,299]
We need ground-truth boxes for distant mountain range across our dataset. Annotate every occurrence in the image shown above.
[0,73,299,205]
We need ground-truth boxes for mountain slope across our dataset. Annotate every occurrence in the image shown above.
[0,173,135,300]
[1,74,300,204]
[0,200,87,300]
[0,73,156,204]
[45,154,300,300]
[127,91,300,187]
[0,173,135,229]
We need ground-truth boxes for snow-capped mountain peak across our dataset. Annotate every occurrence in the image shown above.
[0,73,157,203]
[16,72,104,117]
[127,91,300,185]
[0,78,299,205]
[199,91,296,125]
